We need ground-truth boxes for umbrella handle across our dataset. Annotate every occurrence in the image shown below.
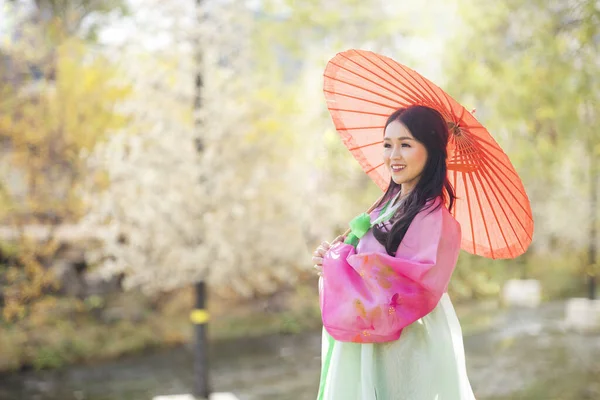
[333,194,384,243]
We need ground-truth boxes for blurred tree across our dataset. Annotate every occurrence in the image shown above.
[0,38,131,224]
[80,0,418,297]
[79,0,204,291]
[0,2,131,321]
[80,2,311,296]
[446,0,600,298]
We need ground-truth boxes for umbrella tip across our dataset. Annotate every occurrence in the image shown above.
[471,108,476,114]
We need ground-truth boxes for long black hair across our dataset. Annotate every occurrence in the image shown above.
[372,106,456,256]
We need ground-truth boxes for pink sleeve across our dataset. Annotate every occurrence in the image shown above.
[319,205,461,343]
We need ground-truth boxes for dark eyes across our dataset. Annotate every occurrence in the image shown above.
[383,143,411,148]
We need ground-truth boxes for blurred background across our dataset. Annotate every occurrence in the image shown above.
[0,0,599,399]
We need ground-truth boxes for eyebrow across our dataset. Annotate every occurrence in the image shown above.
[383,136,415,141]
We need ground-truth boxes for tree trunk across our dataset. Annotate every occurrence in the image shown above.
[193,281,210,398]
[588,146,597,300]
[193,0,210,398]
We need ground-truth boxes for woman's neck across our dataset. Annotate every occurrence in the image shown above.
[391,188,409,207]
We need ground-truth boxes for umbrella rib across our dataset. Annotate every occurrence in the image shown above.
[483,161,532,226]
[474,148,521,182]
[476,161,533,242]
[458,106,467,126]
[392,61,461,126]
[342,125,386,131]
[473,175,520,257]
[394,61,451,112]
[361,53,432,105]
[326,59,420,106]
[456,139,533,241]
[458,135,528,198]
[441,90,459,122]
[450,126,522,182]
[477,165,530,252]
[467,160,530,220]
[365,161,384,174]
[453,106,469,135]
[397,62,453,117]
[373,52,437,105]
[468,134,515,156]
[457,135,522,193]
[452,168,458,221]
[453,126,515,155]
[338,51,454,123]
[450,129,522,182]
[461,170,477,255]
[474,160,532,247]
[327,108,392,117]
[323,88,402,110]
[469,171,495,258]
[350,50,426,102]
[456,140,520,257]
[461,151,495,258]
[458,123,488,130]
[348,140,383,151]
[324,71,414,106]
[470,140,526,183]
[337,53,428,106]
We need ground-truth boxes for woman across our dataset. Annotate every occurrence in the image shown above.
[312,106,476,400]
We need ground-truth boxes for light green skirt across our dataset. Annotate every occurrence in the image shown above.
[318,294,476,400]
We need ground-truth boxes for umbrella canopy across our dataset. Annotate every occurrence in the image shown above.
[323,49,533,259]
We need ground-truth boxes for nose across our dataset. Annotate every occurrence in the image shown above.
[390,145,403,160]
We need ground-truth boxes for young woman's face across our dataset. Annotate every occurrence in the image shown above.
[383,120,429,194]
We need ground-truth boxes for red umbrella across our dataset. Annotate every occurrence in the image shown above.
[323,49,533,259]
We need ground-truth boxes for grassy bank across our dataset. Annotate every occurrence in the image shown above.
[0,281,323,373]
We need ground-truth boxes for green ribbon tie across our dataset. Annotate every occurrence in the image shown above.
[344,212,372,247]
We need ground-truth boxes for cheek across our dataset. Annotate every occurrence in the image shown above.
[411,148,428,168]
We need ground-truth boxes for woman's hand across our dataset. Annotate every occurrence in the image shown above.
[312,235,345,276]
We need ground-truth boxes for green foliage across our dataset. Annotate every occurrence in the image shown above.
[0,2,132,351]
[0,35,131,325]
[0,38,132,223]
[258,0,404,58]
[0,239,60,322]
[0,291,178,371]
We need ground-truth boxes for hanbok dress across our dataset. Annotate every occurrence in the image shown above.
[317,196,476,400]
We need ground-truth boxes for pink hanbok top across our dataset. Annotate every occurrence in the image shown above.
[319,197,461,343]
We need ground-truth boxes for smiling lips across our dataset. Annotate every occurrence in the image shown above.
[391,164,406,172]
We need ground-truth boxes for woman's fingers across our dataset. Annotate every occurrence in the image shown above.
[313,264,323,276]
[313,242,331,257]
[311,239,341,276]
